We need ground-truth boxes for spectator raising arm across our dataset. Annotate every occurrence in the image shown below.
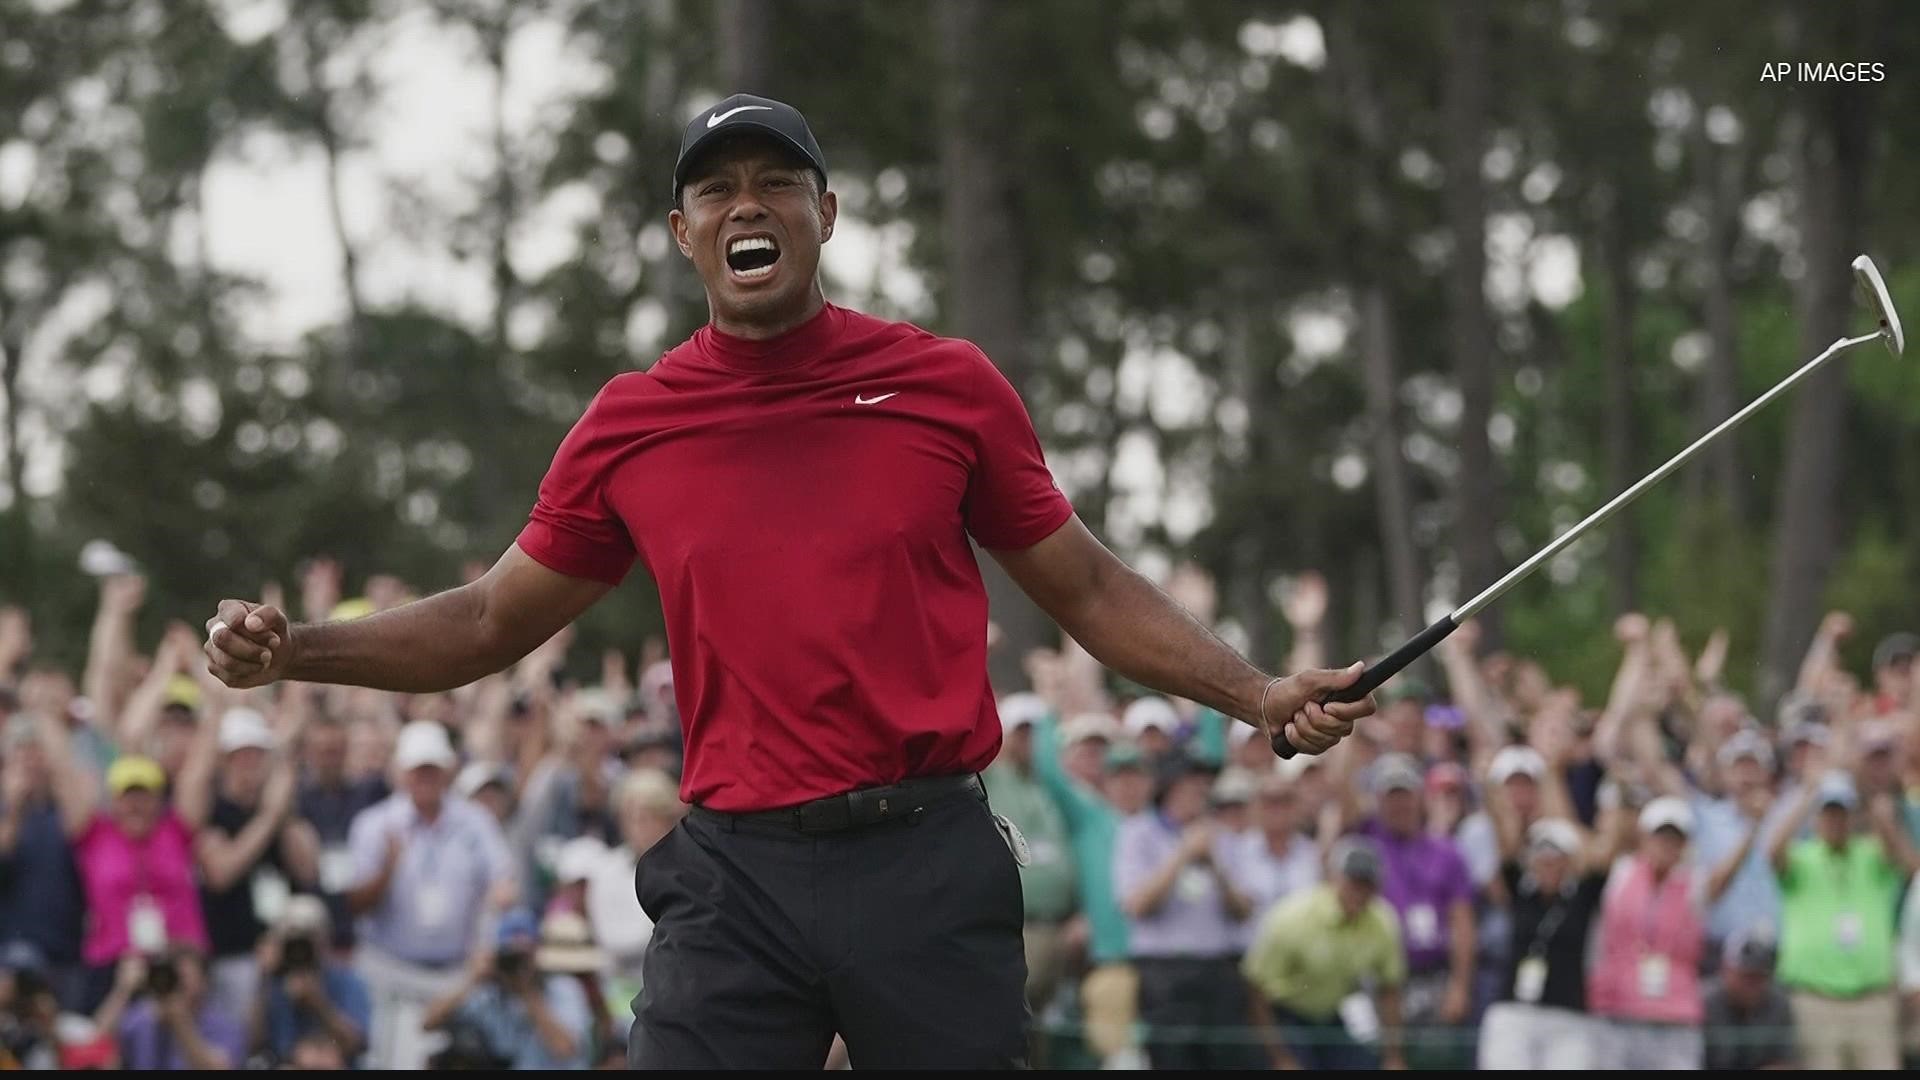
[119,623,202,756]
[1768,771,1824,876]
[173,694,221,832]
[1796,611,1853,697]
[1867,793,1920,878]
[194,757,298,891]
[83,574,146,734]
[32,695,98,837]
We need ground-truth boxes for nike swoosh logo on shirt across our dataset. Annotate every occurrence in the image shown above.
[708,105,773,128]
[854,393,899,405]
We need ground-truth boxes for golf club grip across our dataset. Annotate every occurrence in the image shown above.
[1271,614,1460,759]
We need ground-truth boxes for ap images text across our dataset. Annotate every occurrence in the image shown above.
[1762,61,1886,82]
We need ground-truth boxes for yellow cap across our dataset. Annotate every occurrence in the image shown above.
[107,756,166,795]
[163,675,201,710]
[329,598,375,622]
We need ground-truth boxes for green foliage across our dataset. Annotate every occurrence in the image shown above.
[0,0,1915,700]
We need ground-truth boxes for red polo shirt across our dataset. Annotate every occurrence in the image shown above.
[515,303,1073,812]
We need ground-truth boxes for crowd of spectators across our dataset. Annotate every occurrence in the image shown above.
[4,559,1920,1070]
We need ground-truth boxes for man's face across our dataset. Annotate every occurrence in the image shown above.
[224,746,269,800]
[670,139,835,331]
[1385,701,1423,754]
[306,723,347,782]
[1063,738,1106,786]
[1379,787,1422,835]
[1004,725,1035,769]
[1504,774,1541,819]
[1876,655,1913,702]
[1161,772,1210,825]
[1817,803,1852,846]
[1726,756,1768,794]
[1256,788,1297,835]
[1723,965,1771,1008]
[1105,767,1151,814]
[405,765,449,814]
[1335,875,1375,918]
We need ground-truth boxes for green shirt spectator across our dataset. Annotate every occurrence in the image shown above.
[1775,835,1902,997]
[1032,712,1131,964]
[986,715,1076,923]
[1242,879,1406,1020]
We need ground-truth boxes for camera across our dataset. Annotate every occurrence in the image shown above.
[144,958,178,998]
[278,937,318,976]
[494,949,532,982]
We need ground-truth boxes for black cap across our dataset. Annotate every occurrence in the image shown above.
[673,94,827,202]
[1873,631,1920,671]
[1331,836,1383,886]
[1723,927,1777,973]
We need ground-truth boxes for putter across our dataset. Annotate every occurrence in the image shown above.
[1274,253,1905,758]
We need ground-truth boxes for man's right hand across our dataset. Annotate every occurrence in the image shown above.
[1263,662,1377,756]
[204,600,293,688]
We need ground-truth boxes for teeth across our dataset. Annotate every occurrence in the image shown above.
[728,236,776,255]
[734,263,775,279]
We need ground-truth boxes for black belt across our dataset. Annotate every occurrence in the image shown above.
[694,773,985,834]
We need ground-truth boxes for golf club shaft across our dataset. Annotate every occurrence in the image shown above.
[1272,328,1884,759]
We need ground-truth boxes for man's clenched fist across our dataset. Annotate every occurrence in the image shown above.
[204,599,293,689]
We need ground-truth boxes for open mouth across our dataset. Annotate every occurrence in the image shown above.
[725,235,780,280]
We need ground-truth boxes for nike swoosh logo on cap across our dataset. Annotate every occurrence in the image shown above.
[708,104,773,128]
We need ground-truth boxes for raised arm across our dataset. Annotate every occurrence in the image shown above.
[1768,779,1821,876]
[990,515,1375,756]
[173,697,221,832]
[1868,793,1920,879]
[28,682,98,837]
[83,575,146,734]
[1436,621,1508,771]
[205,545,614,695]
[1796,611,1853,697]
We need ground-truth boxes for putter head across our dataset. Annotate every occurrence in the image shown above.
[1852,255,1904,357]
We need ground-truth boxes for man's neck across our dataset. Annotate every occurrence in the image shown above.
[709,287,825,341]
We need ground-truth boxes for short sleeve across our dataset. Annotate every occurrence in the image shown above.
[960,347,1074,550]
[515,379,640,585]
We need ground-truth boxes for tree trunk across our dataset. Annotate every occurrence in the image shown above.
[1357,288,1423,640]
[937,0,1050,692]
[1594,198,1640,615]
[1694,119,1747,524]
[1761,85,1872,705]
[1442,0,1504,646]
[1324,2,1423,654]
[485,12,515,352]
[717,0,777,92]
[1225,300,1271,665]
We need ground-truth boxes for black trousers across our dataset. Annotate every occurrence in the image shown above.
[626,779,1030,1069]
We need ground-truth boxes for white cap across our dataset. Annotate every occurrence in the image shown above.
[1526,817,1582,856]
[1060,713,1121,748]
[455,761,513,799]
[1489,745,1547,785]
[218,707,276,754]
[1273,749,1322,782]
[555,835,607,884]
[1211,767,1258,806]
[571,688,622,727]
[1717,729,1776,771]
[277,894,331,936]
[394,720,457,772]
[1638,795,1695,837]
[997,692,1051,733]
[1123,697,1181,738]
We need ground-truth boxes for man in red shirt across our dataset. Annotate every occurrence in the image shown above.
[203,93,1377,1068]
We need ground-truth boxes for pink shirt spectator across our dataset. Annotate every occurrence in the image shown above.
[73,811,209,966]
[1588,854,1705,1024]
